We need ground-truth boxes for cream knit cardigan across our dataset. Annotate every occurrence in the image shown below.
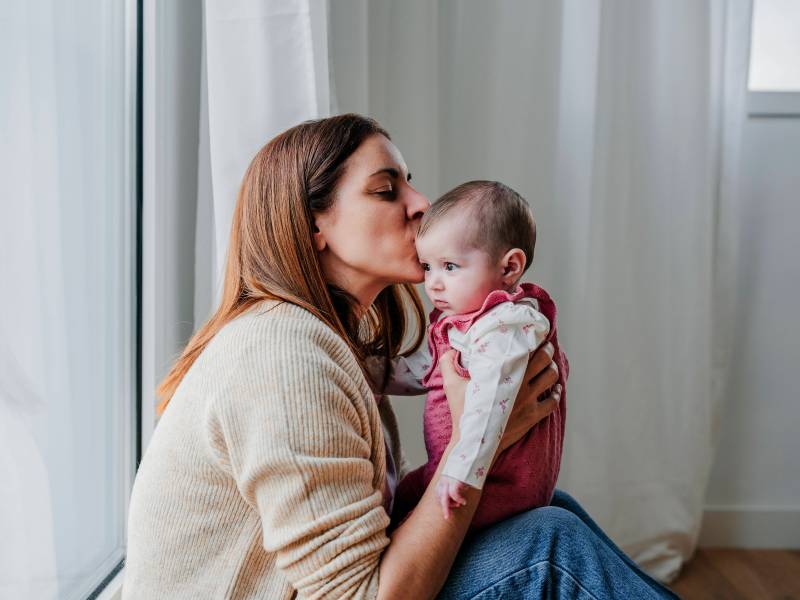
[124,300,410,599]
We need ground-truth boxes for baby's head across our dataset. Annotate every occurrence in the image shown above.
[416,180,536,316]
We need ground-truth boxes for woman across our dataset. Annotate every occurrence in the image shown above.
[124,114,678,599]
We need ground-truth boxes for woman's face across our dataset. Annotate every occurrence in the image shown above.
[314,134,430,307]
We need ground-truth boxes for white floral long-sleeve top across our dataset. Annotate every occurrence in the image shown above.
[371,296,550,489]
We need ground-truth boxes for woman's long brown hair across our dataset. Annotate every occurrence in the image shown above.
[156,114,425,415]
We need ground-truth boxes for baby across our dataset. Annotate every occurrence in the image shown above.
[370,180,569,531]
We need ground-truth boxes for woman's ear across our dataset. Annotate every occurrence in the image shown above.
[311,220,327,252]
[500,248,526,283]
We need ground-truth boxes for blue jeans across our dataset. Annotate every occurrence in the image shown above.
[437,489,681,599]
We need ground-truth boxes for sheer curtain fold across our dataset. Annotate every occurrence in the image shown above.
[196,0,331,315]
[327,0,747,581]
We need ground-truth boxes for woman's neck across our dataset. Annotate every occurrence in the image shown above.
[327,272,386,318]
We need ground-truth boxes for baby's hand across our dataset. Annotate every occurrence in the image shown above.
[435,475,473,520]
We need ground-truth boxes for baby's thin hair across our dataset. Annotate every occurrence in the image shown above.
[418,180,537,273]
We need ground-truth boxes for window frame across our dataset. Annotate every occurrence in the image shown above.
[84,0,142,598]
[100,0,205,593]
[747,92,800,117]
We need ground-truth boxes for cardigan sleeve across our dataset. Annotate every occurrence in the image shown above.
[364,343,431,396]
[208,315,389,599]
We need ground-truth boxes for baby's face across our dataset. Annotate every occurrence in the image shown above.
[416,216,505,317]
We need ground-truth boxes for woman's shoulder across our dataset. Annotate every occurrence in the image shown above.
[207,299,368,390]
[189,299,375,437]
[211,299,354,357]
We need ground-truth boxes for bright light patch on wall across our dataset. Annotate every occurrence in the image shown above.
[748,0,800,91]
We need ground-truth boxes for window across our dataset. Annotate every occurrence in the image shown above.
[747,0,800,115]
[0,1,139,598]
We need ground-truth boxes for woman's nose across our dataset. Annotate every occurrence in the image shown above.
[406,187,430,221]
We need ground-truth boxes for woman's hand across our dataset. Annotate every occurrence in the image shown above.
[498,342,560,454]
[439,343,561,452]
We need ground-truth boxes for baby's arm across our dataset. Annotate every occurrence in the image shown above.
[437,302,550,516]
[365,343,432,396]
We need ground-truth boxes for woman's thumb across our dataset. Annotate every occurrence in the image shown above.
[441,350,467,390]
[440,350,457,379]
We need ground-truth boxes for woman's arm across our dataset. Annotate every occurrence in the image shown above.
[376,343,561,600]
[211,314,394,599]
[365,344,432,396]
[378,436,478,599]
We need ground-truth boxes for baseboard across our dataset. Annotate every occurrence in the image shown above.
[698,506,800,548]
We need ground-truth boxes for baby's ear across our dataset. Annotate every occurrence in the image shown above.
[501,248,526,281]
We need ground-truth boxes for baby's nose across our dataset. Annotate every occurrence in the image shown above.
[428,277,444,291]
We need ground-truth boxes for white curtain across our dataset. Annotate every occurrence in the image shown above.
[195,0,332,319]
[327,0,749,582]
[193,0,749,582]
[547,1,749,580]
[0,0,133,597]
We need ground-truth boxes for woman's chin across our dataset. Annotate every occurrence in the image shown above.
[402,270,425,285]
[386,265,425,286]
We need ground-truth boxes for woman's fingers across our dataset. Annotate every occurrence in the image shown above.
[497,383,561,455]
[525,342,555,384]
[440,349,467,388]
[440,492,451,520]
[523,342,558,399]
[439,349,455,384]
[532,385,561,419]
[529,360,559,398]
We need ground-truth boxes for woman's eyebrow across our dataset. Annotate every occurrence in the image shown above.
[369,167,412,181]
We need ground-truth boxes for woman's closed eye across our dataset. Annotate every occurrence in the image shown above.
[374,185,395,198]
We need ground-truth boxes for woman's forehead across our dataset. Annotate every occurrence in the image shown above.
[348,135,407,176]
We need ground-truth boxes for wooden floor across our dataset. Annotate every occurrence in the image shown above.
[668,549,800,599]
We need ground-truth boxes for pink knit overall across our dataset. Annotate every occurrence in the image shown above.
[390,283,569,533]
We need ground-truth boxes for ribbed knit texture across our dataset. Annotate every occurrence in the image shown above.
[124,300,407,599]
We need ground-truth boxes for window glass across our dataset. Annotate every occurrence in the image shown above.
[0,1,136,598]
[748,0,800,91]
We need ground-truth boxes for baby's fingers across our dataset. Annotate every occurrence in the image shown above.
[451,485,468,506]
[439,490,452,520]
[441,501,451,521]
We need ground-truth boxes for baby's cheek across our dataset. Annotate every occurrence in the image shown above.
[457,277,490,312]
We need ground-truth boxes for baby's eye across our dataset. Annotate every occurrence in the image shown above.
[444,262,458,271]
[420,263,430,271]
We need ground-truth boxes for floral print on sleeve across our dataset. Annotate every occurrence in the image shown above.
[441,300,550,489]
